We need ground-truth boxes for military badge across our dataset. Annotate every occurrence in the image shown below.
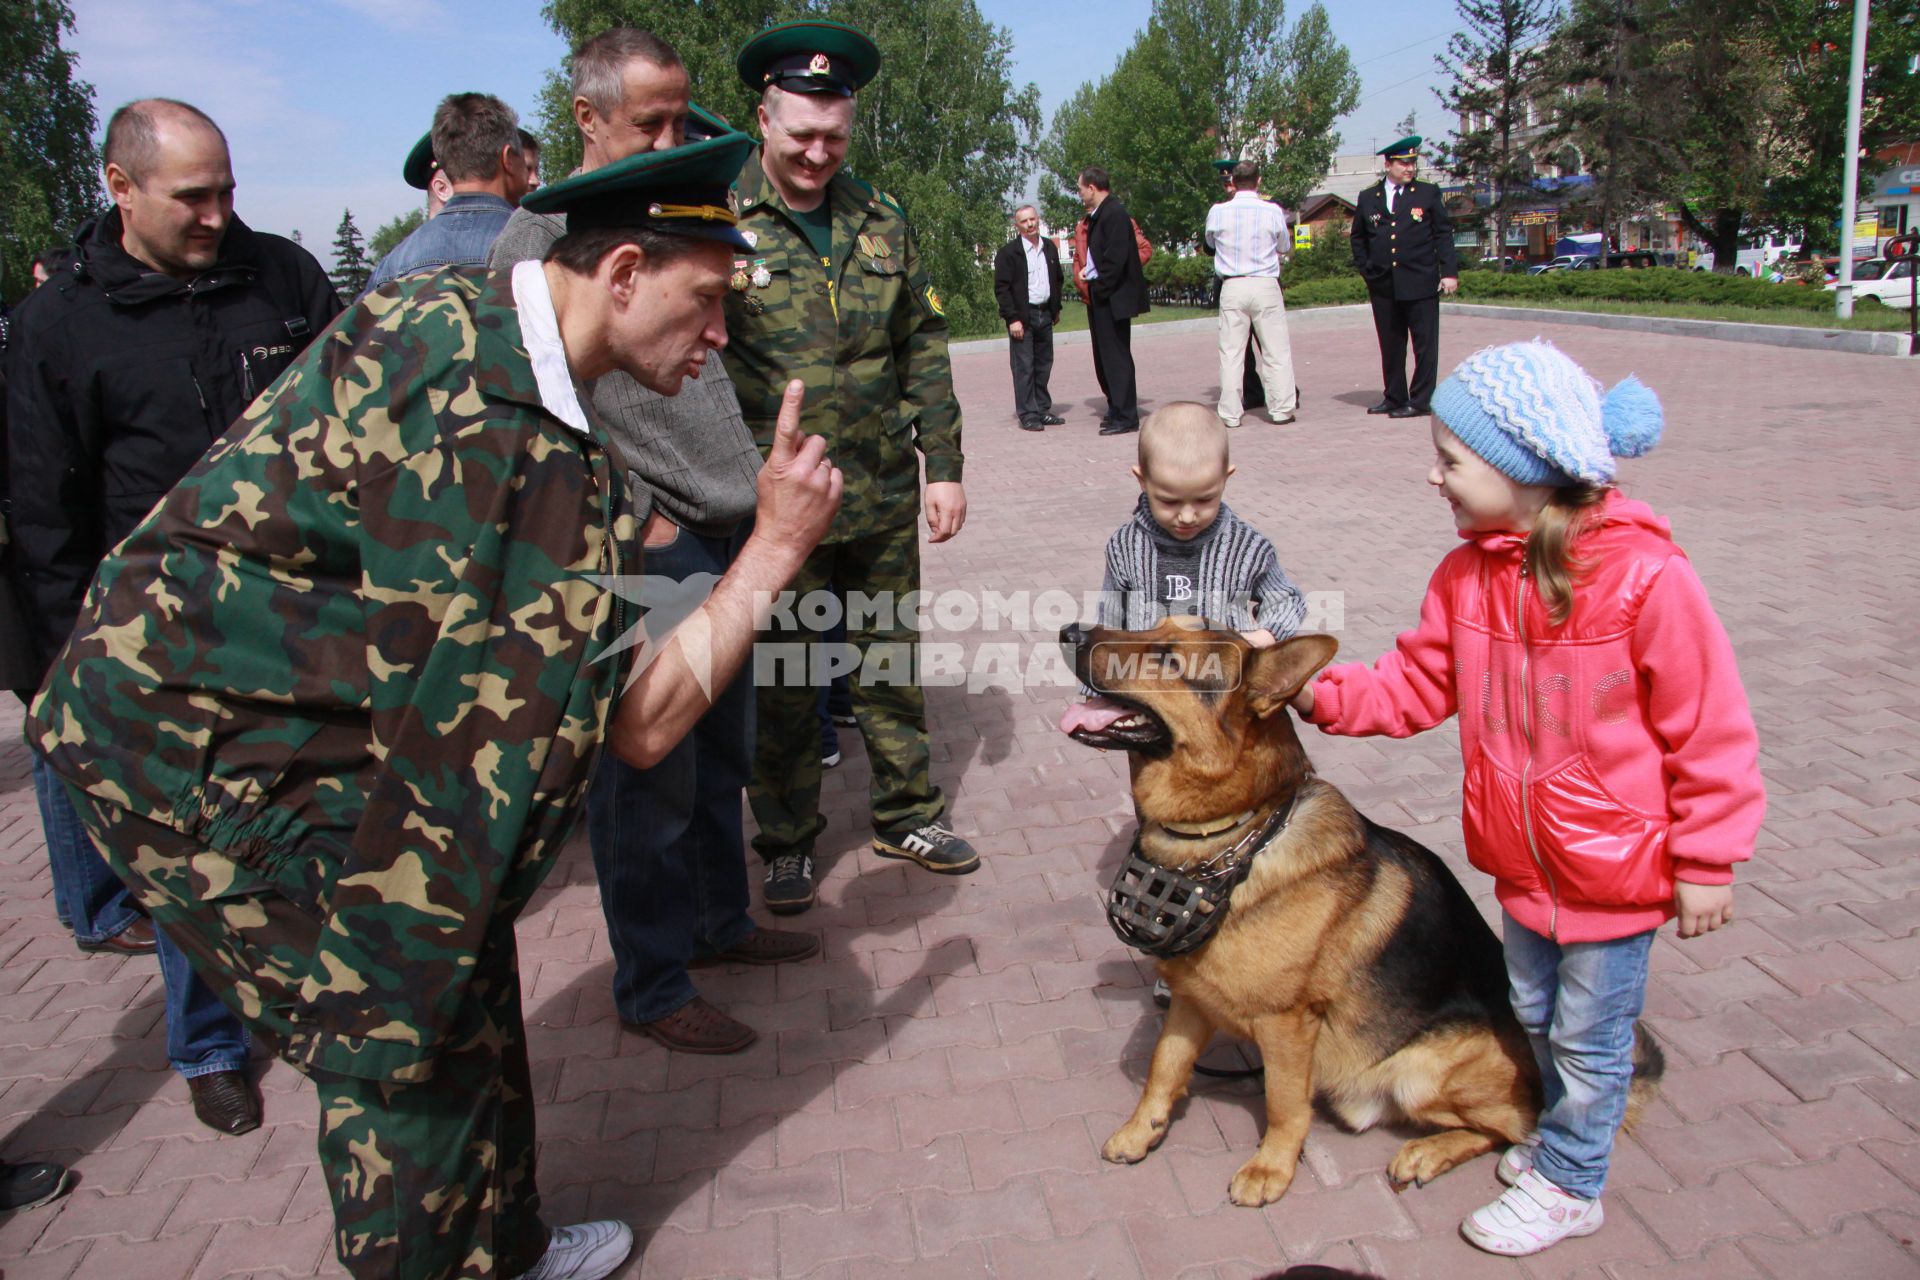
[925,285,944,317]
[751,264,773,288]
[809,52,831,75]
[1411,207,1425,222]
[731,268,750,291]
[740,229,757,249]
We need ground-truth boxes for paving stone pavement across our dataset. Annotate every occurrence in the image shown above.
[0,308,1915,1279]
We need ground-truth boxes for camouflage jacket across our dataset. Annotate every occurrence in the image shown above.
[723,147,962,544]
[29,269,633,1084]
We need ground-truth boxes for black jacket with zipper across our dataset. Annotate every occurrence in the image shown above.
[3,210,341,676]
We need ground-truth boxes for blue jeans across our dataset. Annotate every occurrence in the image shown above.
[33,753,250,1078]
[586,522,755,1024]
[1502,912,1656,1200]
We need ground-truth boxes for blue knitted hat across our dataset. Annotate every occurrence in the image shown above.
[1430,339,1664,486]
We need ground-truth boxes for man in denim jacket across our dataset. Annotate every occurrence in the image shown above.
[362,92,531,294]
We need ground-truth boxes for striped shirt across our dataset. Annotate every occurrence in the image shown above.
[1205,191,1289,279]
[1098,494,1307,636]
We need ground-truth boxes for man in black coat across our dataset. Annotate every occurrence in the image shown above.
[1350,136,1460,418]
[1076,166,1149,436]
[5,98,340,1137]
[991,204,1065,432]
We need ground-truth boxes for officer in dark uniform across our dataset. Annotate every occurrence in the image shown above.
[1351,136,1459,418]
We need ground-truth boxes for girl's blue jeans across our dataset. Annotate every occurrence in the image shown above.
[1502,910,1656,1201]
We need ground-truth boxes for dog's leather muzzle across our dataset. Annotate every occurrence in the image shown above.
[1105,792,1302,959]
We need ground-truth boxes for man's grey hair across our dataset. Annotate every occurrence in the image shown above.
[572,27,683,118]
[1013,204,1037,219]
[431,93,520,183]
[102,99,227,184]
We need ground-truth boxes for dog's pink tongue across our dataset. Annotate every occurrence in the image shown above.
[1060,697,1131,735]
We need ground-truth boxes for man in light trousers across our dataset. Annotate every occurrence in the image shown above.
[1205,160,1297,427]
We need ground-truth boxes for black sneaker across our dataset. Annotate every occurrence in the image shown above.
[872,819,980,875]
[764,852,816,915]
[0,1160,73,1212]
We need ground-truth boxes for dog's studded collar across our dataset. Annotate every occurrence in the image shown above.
[1158,808,1257,839]
[1106,783,1308,959]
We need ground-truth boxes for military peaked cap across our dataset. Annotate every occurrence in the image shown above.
[736,19,880,97]
[520,132,756,251]
[403,132,437,190]
[686,101,734,143]
[1380,135,1423,161]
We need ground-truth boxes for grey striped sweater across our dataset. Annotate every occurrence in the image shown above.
[1098,494,1307,635]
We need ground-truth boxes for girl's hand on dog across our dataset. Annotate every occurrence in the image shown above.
[1289,684,1315,717]
[1674,881,1733,938]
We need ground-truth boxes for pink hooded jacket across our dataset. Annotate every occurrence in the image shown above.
[1306,492,1765,942]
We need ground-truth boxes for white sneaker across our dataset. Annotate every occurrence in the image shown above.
[1496,1132,1541,1186]
[517,1221,634,1280]
[1461,1169,1602,1256]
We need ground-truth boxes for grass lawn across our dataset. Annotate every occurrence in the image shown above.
[952,298,1215,341]
[1454,294,1917,333]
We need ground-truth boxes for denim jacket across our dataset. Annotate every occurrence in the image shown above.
[362,193,516,296]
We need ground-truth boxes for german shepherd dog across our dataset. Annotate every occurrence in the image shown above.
[1059,618,1661,1207]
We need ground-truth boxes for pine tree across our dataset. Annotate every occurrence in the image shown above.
[1435,0,1559,264]
[330,210,370,298]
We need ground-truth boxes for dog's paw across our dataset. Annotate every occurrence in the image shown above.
[1386,1130,1493,1189]
[1227,1157,1296,1206]
[1101,1121,1165,1165]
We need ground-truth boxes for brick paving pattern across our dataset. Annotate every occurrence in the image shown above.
[0,308,1915,1278]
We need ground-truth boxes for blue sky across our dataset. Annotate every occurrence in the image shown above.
[66,0,1452,267]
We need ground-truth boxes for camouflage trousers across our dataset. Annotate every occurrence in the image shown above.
[70,794,548,1280]
[748,519,944,860]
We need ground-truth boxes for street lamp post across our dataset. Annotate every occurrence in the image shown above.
[1834,0,1870,319]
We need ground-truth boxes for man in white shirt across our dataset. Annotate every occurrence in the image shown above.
[991,204,1065,431]
[1205,161,1298,426]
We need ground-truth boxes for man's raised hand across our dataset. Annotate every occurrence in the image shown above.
[754,379,841,562]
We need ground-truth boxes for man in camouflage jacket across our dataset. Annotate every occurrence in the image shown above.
[28,137,841,1280]
[725,20,978,913]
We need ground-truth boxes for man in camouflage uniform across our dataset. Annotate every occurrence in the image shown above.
[28,136,842,1280]
[726,20,978,914]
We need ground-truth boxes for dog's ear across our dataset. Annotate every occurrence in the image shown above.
[1245,634,1339,719]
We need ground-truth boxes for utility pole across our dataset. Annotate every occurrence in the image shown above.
[1834,0,1870,319]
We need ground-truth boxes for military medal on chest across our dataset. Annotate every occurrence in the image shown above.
[732,257,773,315]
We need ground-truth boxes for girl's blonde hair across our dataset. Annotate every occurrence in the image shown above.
[1526,483,1611,627]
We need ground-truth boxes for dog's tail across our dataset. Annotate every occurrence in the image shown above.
[1621,1021,1666,1133]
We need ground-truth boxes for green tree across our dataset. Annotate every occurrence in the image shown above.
[537,0,1040,335]
[370,207,425,261]
[330,210,371,298]
[1039,0,1358,246]
[1542,0,1673,266]
[0,0,102,303]
[1434,0,1560,268]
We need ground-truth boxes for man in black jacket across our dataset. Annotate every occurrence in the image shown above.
[992,205,1065,432]
[4,97,341,1136]
[1076,167,1150,436]
[1350,136,1459,418]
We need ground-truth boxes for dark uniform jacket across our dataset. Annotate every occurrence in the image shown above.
[991,235,1063,324]
[30,269,633,1084]
[723,147,962,545]
[1085,196,1150,319]
[4,211,341,673]
[1350,179,1461,302]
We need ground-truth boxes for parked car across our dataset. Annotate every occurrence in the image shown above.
[1529,254,1593,275]
[1827,257,1918,308]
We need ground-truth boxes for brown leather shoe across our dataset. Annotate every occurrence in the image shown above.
[629,996,757,1054]
[78,917,157,955]
[187,1070,260,1135]
[688,927,821,969]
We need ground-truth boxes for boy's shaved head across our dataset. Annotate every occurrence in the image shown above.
[1138,401,1230,478]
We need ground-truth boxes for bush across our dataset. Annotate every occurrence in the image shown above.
[1285,219,1360,284]
[1455,267,1836,312]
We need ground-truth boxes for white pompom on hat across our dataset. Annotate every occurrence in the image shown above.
[1429,339,1665,486]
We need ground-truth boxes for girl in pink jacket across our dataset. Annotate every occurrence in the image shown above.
[1292,340,1764,1257]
